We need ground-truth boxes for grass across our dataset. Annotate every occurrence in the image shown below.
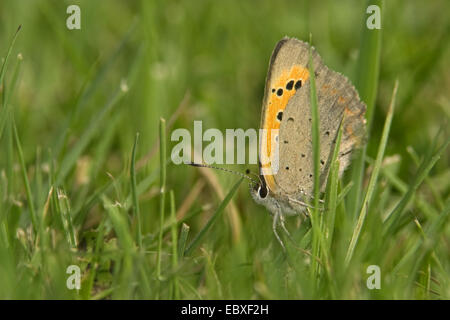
[347,0,383,219]
[130,132,142,248]
[0,0,449,299]
[156,118,166,283]
[345,79,398,265]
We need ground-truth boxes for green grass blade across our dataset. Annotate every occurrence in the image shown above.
[345,80,398,265]
[169,190,179,299]
[0,53,22,141]
[81,219,106,299]
[307,36,332,285]
[0,96,10,142]
[51,21,138,158]
[57,188,77,248]
[74,164,160,225]
[156,118,167,281]
[355,0,383,132]
[12,119,38,235]
[185,177,243,256]
[337,181,354,206]
[0,25,21,87]
[407,146,444,210]
[391,202,448,293]
[383,135,450,236]
[348,0,383,217]
[55,85,126,185]
[324,123,343,250]
[170,190,178,267]
[102,195,134,297]
[178,223,190,259]
[130,132,142,248]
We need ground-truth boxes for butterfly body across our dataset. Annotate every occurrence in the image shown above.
[251,186,301,217]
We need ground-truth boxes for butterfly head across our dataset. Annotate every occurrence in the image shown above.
[250,176,272,205]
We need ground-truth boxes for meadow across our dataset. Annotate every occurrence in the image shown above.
[0,0,448,299]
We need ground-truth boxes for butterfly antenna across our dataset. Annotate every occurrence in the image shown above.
[188,162,259,186]
[245,169,264,187]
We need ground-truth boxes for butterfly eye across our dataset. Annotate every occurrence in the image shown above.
[258,185,268,199]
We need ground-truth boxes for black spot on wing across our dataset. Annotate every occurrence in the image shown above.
[277,111,283,121]
[286,80,294,90]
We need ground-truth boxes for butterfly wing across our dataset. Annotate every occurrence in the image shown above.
[274,39,366,197]
[258,37,313,192]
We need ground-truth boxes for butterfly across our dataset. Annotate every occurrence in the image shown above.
[189,37,366,247]
[250,37,366,246]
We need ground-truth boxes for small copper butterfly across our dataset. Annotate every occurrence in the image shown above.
[250,37,366,245]
[190,37,366,247]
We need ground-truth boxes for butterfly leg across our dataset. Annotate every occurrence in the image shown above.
[272,210,286,250]
[279,213,290,237]
[279,212,301,247]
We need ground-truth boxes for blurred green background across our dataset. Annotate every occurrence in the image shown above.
[0,0,448,299]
